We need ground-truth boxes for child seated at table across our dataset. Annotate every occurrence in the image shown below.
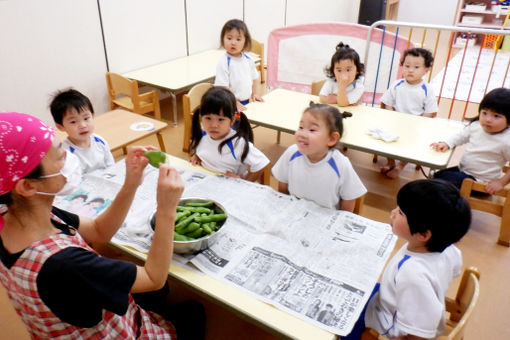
[272,103,366,211]
[431,87,510,193]
[50,88,115,174]
[214,19,263,112]
[319,42,365,107]
[189,87,269,182]
[343,179,471,340]
[380,47,438,179]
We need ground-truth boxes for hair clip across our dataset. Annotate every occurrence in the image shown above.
[235,112,241,118]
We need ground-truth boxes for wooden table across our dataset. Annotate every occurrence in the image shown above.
[55,109,168,154]
[110,154,336,340]
[123,49,260,127]
[245,88,464,170]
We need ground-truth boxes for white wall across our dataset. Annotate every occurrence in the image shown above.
[397,0,457,25]
[286,0,360,26]
[0,0,108,125]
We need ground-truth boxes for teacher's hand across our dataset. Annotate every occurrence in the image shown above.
[156,164,184,214]
[125,145,155,188]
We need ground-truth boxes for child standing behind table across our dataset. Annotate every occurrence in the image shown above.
[272,103,367,212]
[189,87,269,182]
[214,19,263,112]
[50,89,114,174]
[319,42,365,107]
[380,47,438,179]
[343,179,471,340]
[431,87,510,194]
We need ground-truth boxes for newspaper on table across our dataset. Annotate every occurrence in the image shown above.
[57,161,397,336]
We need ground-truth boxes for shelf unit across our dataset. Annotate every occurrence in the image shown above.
[453,0,510,48]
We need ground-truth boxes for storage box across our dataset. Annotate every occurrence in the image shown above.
[482,33,501,48]
[456,36,476,47]
[465,3,487,11]
[462,14,484,24]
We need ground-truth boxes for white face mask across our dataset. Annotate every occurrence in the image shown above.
[36,151,83,196]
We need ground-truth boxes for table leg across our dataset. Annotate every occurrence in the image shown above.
[276,131,281,144]
[170,92,178,128]
[156,132,166,153]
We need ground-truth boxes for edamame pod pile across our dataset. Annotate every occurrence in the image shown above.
[145,150,170,168]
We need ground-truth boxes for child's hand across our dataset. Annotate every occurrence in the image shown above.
[190,154,202,166]
[225,171,240,178]
[430,142,449,152]
[156,165,184,214]
[251,94,264,102]
[486,180,505,194]
[337,74,350,87]
[124,145,155,188]
[236,100,247,112]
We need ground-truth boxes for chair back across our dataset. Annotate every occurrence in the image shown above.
[251,39,265,83]
[105,72,161,120]
[353,194,365,215]
[439,267,480,340]
[459,178,510,246]
[311,79,326,96]
[182,83,214,152]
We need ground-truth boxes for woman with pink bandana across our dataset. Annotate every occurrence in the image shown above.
[0,113,203,339]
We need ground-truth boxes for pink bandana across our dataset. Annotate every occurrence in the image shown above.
[0,113,54,230]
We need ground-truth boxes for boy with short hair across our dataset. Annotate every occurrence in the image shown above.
[380,48,438,179]
[360,179,471,339]
[50,89,114,173]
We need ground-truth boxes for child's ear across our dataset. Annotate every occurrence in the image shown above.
[416,230,432,242]
[328,132,341,147]
[56,123,66,132]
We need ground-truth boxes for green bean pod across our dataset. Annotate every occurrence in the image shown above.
[175,212,200,232]
[184,201,214,207]
[194,213,227,224]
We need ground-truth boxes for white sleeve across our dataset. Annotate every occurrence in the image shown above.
[380,85,395,107]
[444,124,471,148]
[271,146,294,183]
[423,84,438,114]
[319,79,336,96]
[347,77,365,104]
[249,58,258,80]
[338,158,367,200]
[214,57,229,87]
[245,142,270,172]
[394,268,444,339]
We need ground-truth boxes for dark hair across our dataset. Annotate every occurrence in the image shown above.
[220,19,252,51]
[400,48,434,68]
[470,87,510,124]
[0,164,44,205]
[397,179,471,252]
[71,194,88,201]
[324,42,365,80]
[50,88,94,125]
[87,197,105,205]
[303,102,352,147]
[190,87,254,162]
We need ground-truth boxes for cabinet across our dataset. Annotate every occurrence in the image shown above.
[454,0,510,48]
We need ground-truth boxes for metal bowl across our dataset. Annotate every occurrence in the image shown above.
[149,197,227,255]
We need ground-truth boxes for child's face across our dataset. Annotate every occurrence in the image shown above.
[57,107,94,146]
[402,55,429,85]
[334,59,357,85]
[223,29,245,57]
[479,108,509,134]
[390,206,412,240]
[294,112,339,163]
[200,113,232,140]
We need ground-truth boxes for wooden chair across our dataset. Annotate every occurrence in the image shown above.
[182,83,214,152]
[311,79,326,96]
[459,176,510,247]
[105,72,161,120]
[251,39,265,83]
[353,194,365,215]
[361,267,480,340]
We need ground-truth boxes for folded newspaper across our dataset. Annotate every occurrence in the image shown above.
[57,161,397,336]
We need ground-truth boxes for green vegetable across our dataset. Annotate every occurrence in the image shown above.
[187,227,204,239]
[175,212,200,232]
[202,224,213,235]
[177,206,212,214]
[194,213,227,224]
[174,232,193,241]
[184,201,214,207]
[145,150,169,168]
[178,222,201,235]
[175,211,191,223]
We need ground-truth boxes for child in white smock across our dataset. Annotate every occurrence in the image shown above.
[189,87,269,182]
[431,87,510,194]
[319,42,365,107]
[50,89,114,174]
[272,103,366,211]
[343,179,471,340]
[214,19,263,112]
[380,48,438,179]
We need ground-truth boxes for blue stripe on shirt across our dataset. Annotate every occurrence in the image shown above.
[289,150,302,162]
[226,140,237,160]
[93,136,105,145]
[421,83,428,96]
[327,157,340,177]
[394,79,405,89]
